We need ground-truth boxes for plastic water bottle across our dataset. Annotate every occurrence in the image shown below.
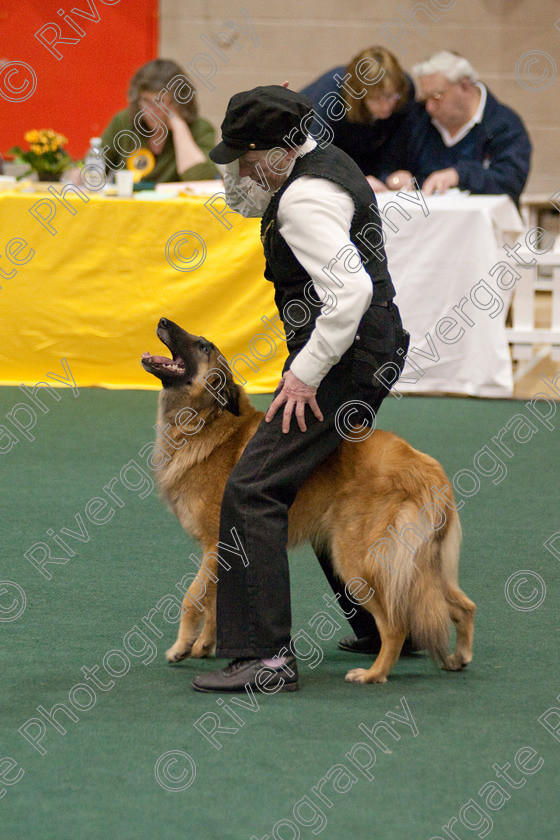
[83,137,106,190]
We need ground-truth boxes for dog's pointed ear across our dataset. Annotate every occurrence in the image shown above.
[224,380,240,416]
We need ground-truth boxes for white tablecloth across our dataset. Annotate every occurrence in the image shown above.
[378,191,524,397]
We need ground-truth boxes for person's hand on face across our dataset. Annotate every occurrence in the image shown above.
[139,92,182,133]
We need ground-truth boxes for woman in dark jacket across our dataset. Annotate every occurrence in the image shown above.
[301,46,415,192]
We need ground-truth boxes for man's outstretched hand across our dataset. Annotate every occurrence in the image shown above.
[265,369,324,433]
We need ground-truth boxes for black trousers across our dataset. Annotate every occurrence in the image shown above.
[215,302,404,658]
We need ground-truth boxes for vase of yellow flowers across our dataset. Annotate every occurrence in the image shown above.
[9,129,73,181]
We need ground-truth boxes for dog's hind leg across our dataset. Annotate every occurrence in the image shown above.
[330,534,407,684]
[326,537,406,684]
[345,605,407,684]
[443,585,476,671]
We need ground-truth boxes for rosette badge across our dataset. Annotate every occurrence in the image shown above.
[126,148,156,183]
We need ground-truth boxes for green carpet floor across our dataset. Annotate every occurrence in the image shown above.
[1,387,559,840]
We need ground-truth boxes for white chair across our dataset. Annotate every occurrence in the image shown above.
[507,244,560,366]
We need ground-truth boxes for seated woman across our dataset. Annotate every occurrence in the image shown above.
[301,46,415,191]
[101,59,217,183]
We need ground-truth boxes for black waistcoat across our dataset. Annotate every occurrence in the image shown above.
[260,144,396,352]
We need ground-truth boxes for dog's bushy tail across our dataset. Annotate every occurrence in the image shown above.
[377,501,460,664]
[405,546,450,663]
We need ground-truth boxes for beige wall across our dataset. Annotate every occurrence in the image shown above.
[159,0,560,194]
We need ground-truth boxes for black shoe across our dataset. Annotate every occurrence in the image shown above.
[192,656,299,693]
[338,634,421,655]
[338,633,381,654]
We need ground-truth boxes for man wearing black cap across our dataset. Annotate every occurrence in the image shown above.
[192,85,408,693]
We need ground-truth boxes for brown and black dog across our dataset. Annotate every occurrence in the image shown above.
[142,317,475,684]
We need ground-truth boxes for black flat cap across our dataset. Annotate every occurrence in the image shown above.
[209,85,314,164]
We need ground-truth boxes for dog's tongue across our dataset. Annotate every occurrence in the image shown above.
[142,352,172,364]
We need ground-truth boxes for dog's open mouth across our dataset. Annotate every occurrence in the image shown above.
[141,318,187,377]
[141,351,186,375]
[141,318,203,386]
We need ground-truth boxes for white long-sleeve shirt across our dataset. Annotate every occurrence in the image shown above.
[218,141,375,388]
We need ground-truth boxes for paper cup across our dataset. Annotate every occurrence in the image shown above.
[115,170,135,197]
[0,175,16,191]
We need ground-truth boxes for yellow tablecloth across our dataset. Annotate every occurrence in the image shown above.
[0,189,284,391]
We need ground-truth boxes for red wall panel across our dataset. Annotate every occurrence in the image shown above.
[0,0,158,161]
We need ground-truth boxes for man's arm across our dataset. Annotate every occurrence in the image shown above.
[279,177,373,386]
[453,110,531,204]
[265,177,374,431]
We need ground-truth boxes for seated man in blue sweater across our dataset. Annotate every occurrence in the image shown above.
[395,51,531,206]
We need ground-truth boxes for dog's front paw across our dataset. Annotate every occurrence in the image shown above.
[345,667,387,685]
[190,638,215,658]
[443,654,467,671]
[165,642,193,663]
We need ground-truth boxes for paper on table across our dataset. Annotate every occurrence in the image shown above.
[155,180,222,196]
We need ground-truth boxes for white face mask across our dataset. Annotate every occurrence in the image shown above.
[216,160,273,218]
